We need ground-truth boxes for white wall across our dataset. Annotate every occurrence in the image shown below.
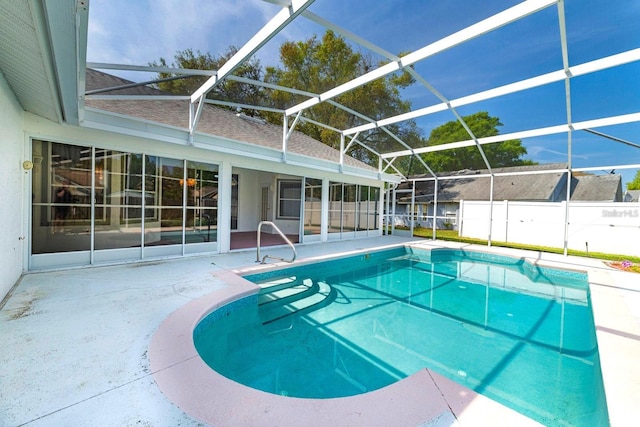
[0,72,26,301]
[460,200,640,257]
[234,169,261,232]
[232,169,301,235]
[22,110,385,260]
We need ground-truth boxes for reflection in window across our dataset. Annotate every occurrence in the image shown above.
[328,181,379,235]
[357,186,369,231]
[145,156,184,245]
[329,182,342,233]
[278,180,301,219]
[304,178,322,235]
[231,174,238,230]
[368,187,380,231]
[31,140,219,256]
[31,140,92,254]
[343,184,356,233]
[94,150,145,250]
[185,161,219,243]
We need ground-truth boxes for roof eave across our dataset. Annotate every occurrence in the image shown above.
[82,107,399,183]
[41,0,88,126]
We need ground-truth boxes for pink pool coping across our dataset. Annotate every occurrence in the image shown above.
[149,268,542,426]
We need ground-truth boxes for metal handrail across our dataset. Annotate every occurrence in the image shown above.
[256,221,297,264]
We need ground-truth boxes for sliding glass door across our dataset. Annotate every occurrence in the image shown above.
[31,140,219,268]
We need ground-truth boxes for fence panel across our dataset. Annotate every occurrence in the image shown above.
[459,200,640,257]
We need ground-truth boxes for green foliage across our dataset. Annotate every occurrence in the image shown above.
[421,112,534,172]
[263,30,421,165]
[152,37,534,172]
[150,47,265,113]
[626,169,640,190]
[412,228,640,263]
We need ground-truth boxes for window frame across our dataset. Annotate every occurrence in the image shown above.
[277,179,302,219]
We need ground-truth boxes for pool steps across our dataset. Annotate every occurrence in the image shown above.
[258,280,336,325]
[257,278,318,306]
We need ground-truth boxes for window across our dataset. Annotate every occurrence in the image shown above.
[278,180,301,219]
[304,178,322,235]
[31,140,219,256]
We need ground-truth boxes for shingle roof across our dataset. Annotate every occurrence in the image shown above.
[400,163,567,203]
[398,163,623,203]
[84,69,374,171]
[570,174,622,202]
[625,190,640,202]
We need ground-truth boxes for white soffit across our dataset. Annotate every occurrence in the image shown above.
[0,0,84,125]
[0,0,61,122]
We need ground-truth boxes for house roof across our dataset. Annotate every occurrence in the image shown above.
[399,163,567,203]
[570,174,622,202]
[2,1,637,188]
[625,190,640,202]
[398,163,623,203]
[84,69,375,172]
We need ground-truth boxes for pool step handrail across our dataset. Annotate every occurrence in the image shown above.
[256,221,297,264]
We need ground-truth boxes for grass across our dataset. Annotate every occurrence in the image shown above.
[397,227,640,271]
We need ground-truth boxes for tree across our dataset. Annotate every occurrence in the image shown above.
[263,30,421,165]
[150,47,266,113]
[420,112,534,172]
[627,170,640,190]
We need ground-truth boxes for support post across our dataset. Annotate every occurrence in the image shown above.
[488,174,495,247]
[410,180,416,236]
[339,133,345,172]
[321,178,329,242]
[433,178,438,240]
[282,114,288,163]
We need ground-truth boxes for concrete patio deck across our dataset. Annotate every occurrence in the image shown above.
[1,236,638,426]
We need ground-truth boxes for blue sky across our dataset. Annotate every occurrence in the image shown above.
[87,0,640,186]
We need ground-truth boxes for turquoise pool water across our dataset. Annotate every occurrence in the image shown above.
[194,247,609,426]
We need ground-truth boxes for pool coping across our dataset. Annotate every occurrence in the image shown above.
[149,241,639,426]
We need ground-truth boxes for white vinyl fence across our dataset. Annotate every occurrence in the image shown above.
[459,200,640,257]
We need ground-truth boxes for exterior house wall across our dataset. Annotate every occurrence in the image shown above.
[271,174,303,236]
[234,169,261,232]
[0,72,26,301]
[460,200,640,257]
[21,112,384,268]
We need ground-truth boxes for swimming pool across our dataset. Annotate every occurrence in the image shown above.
[194,247,609,426]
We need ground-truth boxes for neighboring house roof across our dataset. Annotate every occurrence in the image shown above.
[570,174,622,202]
[624,190,640,202]
[399,163,567,203]
[397,163,623,203]
[84,69,375,171]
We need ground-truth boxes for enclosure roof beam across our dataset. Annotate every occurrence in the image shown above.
[345,48,640,135]
[285,10,437,177]
[381,112,640,159]
[285,0,557,117]
[583,129,640,150]
[299,116,342,133]
[86,62,217,76]
[204,99,284,114]
[191,0,315,103]
[407,68,492,173]
[86,95,190,101]
[263,0,401,62]
[381,156,406,180]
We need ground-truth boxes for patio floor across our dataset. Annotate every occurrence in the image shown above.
[1,236,638,426]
